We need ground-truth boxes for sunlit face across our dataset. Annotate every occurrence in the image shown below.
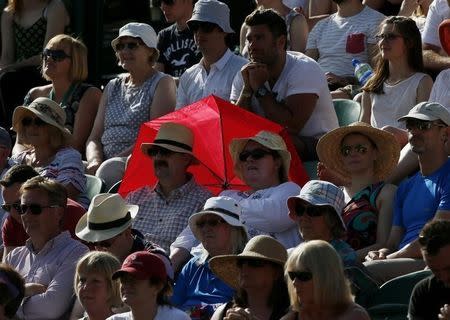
[192,24,227,55]
[340,133,377,175]
[246,24,283,64]
[423,244,450,287]
[288,263,315,306]
[119,274,159,307]
[42,43,72,80]
[238,141,281,190]
[77,271,111,312]
[1,182,22,221]
[149,147,192,183]
[405,119,448,155]
[115,36,153,70]
[196,214,232,256]
[378,23,406,61]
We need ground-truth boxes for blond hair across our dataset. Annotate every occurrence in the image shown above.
[20,176,67,208]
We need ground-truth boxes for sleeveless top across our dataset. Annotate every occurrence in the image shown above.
[24,83,93,133]
[370,73,427,129]
[342,182,385,250]
[14,14,47,61]
[101,72,166,159]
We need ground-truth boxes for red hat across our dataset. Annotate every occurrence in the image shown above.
[112,251,166,281]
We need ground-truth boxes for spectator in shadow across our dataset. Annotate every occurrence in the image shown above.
[0,263,25,320]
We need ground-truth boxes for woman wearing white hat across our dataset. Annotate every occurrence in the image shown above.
[171,196,248,319]
[86,22,176,190]
[10,97,88,206]
[317,122,400,260]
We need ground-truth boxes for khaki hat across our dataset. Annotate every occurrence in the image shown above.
[12,97,71,139]
[75,193,139,243]
[111,22,157,50]
[209,235,287,289]
[187,0,234,33]
[229,131,291,181]
[397,101,450,126]
[141,122,196,158]
[189,196,247,241]
[316,122,400,181]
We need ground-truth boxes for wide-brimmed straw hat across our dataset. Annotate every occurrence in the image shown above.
[229,131,291,181]
[11,97,71,138]
[140,122,196,158]
[189,196,247,241]
[316,122,400,181]
[75,193,139,243]
[209,235,287,289]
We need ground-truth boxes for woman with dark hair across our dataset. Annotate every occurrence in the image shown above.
[360,16,433,146]
[210,235,290,320]
[107,251,188,320]
[0,263,25,320]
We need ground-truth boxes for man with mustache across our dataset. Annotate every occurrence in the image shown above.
[364,102,450,283]
[125,122,211,270]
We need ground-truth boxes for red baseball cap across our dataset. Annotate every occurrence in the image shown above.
[112,251,166,281]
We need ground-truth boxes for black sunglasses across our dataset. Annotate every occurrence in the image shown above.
[405,119,447,131]
[340,144,368,157]
[189,21,218,33]
[195,217,226,228]
[21,117,47,127]
[237,258,269,268]
[288,271,313,282]
[238,148,276,162]
[18,204,60,215]
[1,202,21,213]
[295,203,325,218]
[146,146,175,158]
[375,33,403,42]
[42,48,71,62]
[114,41,141,52]
[92,239,114,248]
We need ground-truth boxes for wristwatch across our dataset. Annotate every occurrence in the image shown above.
[255,86,271,99]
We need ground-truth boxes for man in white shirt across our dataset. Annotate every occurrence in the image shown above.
[231,8,338,161]
[176,0,247,109]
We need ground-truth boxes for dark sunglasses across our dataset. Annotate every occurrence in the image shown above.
[1,202,21,213]
[196,217,226,228]
[21,117,47,127]
[375,33,403,42]
[42,48,71,62]
[18,204,60,215]
[237,258,268,268]
[405,119,447,131]
[295,203,325,218]
[189,21,217,33]
[288,271,313,282]
[92,239,114,248]
[238,148,276,162]
[147,146,175,158]
[114,41,141,52]
[340,144,368,157]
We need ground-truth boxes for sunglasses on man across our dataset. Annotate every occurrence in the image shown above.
[188,21,218,33]
[17,204,60,215]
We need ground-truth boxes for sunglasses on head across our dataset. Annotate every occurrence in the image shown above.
[18,204,60,215]
[114,41,142,52]
[1,202,21,213]
[195,217,226,228]
[288,270,313,282]
[42,48,71,62]
[404,119,447,131]
[21,117,47,127]
[189,21,218,33]
[340,144,368,157]
[375,33,403,42]
[294,203,325,218]
[147,146,175,158]
[238,148,276,162]
[236,258,269,268]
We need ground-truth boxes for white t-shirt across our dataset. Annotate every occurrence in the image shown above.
[230,52,339,138]
[106,306,190,320]
[422,0,450,50]
[306,6,385,76]
[429,69,450,109]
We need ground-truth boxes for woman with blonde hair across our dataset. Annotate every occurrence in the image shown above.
[74,251,123,320]
[24,34,102,154]
[282,240,370,320]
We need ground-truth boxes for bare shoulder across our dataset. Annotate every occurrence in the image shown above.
[29,84,53,98]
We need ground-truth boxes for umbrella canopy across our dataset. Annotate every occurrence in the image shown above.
[119,95,308,196]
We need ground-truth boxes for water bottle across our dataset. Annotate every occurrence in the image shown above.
[352,58,373,86]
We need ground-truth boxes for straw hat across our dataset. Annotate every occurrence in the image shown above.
[316,122,400,181]
[141,122,196,157]
[229,131,291,181]
[11,97,71,138]
[209,235,287,289]
[75,193,139,243]
[189,196,247,240]
[111,22,157,50]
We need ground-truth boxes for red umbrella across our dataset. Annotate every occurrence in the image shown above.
[119,95,308,196]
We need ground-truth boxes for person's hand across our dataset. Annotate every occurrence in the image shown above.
[246,62,269,91]
[224,307,255,320]
[365,248,390,261]
[25,283,47,297]
[317,162,350,186]
[439,304,450,319]
[325,72,347,87]
[86,160,101,175]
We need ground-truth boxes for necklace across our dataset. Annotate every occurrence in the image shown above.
[49,82,79,106]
